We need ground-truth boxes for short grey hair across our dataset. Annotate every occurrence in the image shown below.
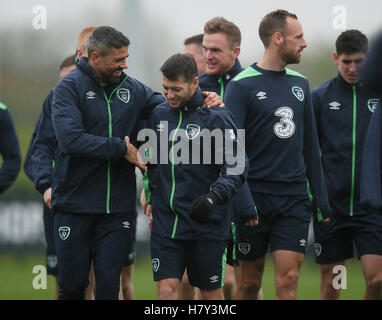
[87,26,130,57]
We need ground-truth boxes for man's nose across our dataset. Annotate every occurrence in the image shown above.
[121,60,128,69]
[204,49,213,60]
[349,62,357,72]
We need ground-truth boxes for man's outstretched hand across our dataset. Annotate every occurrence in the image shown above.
[124,136,147,172]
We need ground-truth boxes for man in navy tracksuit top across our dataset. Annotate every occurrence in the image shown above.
[51,26,164,300]
[198,17,259,300]
[24,55,76,299]
[224,10,332,300]
[0,102,21,194]
[144,53,247,300]
[313,30,382,300]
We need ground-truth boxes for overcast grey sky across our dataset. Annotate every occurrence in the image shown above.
[1,0,381,89]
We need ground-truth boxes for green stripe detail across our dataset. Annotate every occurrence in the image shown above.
[102,75,128,214]
[221,248,227,287]
[285,68,307,79]
[306,181,313,201]
[233,66,262,82]
[218,76,224,102]
[170,110,183,238]
[0,102,7,110]
[316,208,323,222]
[307,180,323,221]
[142,172,151,203]
[350,85,357,216]
[52,160,55,168]
[231,222,237,261]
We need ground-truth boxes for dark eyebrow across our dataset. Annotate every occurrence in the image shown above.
[202,45,221,52]
[116,54,129,61]
[342,58,365,64]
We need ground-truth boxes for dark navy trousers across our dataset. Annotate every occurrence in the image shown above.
[54,211,134,300]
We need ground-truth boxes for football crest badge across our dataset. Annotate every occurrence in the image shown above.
[292,86,304,102]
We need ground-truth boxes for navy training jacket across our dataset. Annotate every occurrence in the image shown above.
[51,57,164,214]
[312,73,380,217]
[360,101,382,212]
[145,88,247,240]
[24,90,57,194]
[0,102,21,193]
[225,63,332,218]
[198,59,257,223]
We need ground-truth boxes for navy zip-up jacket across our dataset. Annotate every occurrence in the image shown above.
[0,103,21,193]
[24,113,41,182]
[360,101,382,212]
[312,73,380,217]
[225,63,332,217]
[24,90,56,194]
[51,57,164,214]
[198,59,257,223]
[145,88,247,240]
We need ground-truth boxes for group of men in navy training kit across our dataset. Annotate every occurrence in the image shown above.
[2,8,382,300]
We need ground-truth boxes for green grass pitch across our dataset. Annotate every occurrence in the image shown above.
[0,253,365,300]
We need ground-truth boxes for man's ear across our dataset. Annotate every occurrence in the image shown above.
[193,76,199,89]
[233,46,241,59]
[272,31,283,46]
[333,52,339,65]
[91,51,101,64]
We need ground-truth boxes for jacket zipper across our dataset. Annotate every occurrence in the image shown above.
[350,85,357,216]
[102,76,128,214]
[170,109,183,238]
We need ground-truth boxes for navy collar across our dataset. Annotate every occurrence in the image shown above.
[179,87,205,111]
[336,72,361,91]
[202,59,242,83]
[221,59,242,82]
[252,63,286,76]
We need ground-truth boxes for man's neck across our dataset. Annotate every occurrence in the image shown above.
[257,50,286,72]
[88,59,104,84]
[221,60,236,76]
[210,60,236,78]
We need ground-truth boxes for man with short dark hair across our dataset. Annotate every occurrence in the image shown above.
[51,26,163,300]
[59,55,77,79]
[184,34,206,74]
[51,26,222,300]
[225,9,331,300]
[313,29,382,300]
[24,53,77,300]
[145,53,247,300]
